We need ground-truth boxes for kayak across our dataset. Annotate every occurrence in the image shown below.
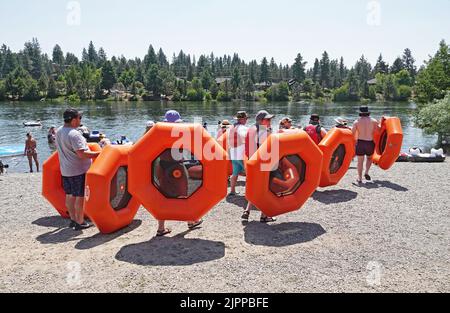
[0,145,23,158]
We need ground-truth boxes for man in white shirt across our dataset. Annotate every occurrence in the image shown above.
[228,111,249,196]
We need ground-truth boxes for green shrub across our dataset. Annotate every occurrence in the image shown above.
[216,91,232,102]
[67,94,81,103]
[396,85,412,101]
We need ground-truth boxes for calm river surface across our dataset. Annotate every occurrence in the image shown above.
[0,100,438,173]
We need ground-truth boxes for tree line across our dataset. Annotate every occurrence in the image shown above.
[0,38,446,104]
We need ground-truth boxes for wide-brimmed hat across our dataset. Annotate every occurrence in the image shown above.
[164,110,183,123]
[334,117,348,126]
[256,110,275,121]
[234,111,249,120]
[280,117,293,125]
[221,120,231,128]
[359,106,371,116]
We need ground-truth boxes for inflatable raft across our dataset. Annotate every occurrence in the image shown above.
[0,145,23,158]
[23,121,42,127]
[397,148,446,163]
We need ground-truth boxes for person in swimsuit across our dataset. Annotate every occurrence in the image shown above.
[352,106,382,184]
[24,132,39,173]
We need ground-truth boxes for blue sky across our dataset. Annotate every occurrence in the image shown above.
[1,0,449,67]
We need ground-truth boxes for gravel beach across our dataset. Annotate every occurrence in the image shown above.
[0,161,449,293]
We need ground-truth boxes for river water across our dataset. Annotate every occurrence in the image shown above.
[0,100,438,173]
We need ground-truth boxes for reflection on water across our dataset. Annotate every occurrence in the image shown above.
[0,100,438,173]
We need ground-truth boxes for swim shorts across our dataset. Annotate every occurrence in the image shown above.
[231,160,245,176]
[62,174,86,197]
[356,140,375,156]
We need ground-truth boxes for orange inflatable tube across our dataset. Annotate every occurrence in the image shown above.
[42,143,102,218]
[318,128,355,187]
[246,131,323,217]
[128,123,228,222]
[373,117,403,170]
[84,145,141,234]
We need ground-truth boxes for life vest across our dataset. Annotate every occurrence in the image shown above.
[304,124,323,144]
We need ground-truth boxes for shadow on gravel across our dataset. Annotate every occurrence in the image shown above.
[32,216,68,228]
[75,220,142,250]
[358,180,408,192]
[244,222,326,247]
[312,189,358,205]
[226,194,248,209]
[36,227,83,244]
[115,230,225,266]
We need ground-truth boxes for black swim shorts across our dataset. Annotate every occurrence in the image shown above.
[356,140,375,156]
[62,174,86,197]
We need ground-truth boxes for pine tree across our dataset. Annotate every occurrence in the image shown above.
[260,57,270,84]
[23,38,43,79]
[231,67,241,91]
[52,45,64,66]
[390,57,405,74]
[47,77,58,99]
[320,51,331,88]
[98,48,107,66]
[292,53,307,84]
[402,48,417,79]
[338,57,346,85]
[373,54,389,75]
[38,73,49,95]
[312,58,320,84]
[157,48,168,68]
[144,45,157,72]
[87,41,98,66]
[101,61,117,90]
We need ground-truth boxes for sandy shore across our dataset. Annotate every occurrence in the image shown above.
[0,161,449,293]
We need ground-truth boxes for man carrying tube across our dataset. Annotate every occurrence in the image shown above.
[242,110,277,223]
[352,106,383,184]
[55,109,101,231]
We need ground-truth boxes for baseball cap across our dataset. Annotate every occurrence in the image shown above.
[256,110,275,121]
[63,109,82,122]
[163,110,183,123]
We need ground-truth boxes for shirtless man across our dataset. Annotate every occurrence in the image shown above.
[352,106,382,183]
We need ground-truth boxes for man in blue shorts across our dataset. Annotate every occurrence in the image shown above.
[55,109,101,230]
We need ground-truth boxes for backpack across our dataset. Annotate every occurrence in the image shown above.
[304,124,323,144]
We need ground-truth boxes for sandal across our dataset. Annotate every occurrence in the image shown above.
[364,174,372,181]
[241,211,250,220]
[188,219,203,229]
[260,216,277,223]
[156,228,171,237]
